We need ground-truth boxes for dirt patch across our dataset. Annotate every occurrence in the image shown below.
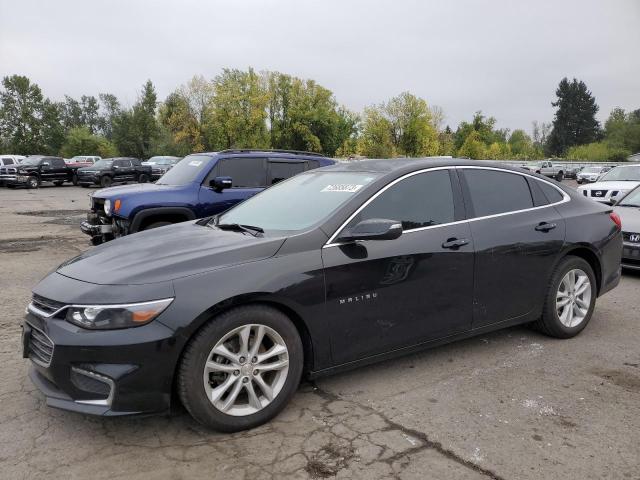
[305,443,355,478]
[0,236,71,253]
[591,368,640,393]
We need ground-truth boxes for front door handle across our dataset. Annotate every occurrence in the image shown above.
[442,238,469,249]
[535,222,557,232]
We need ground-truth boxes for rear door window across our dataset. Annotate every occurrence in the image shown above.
[268,161,307,185]
[218,157,267,188]
[463,169,534,217]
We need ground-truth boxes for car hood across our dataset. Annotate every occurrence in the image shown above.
[577,180,640,191]
[92,182,188,199]
[614,206,640,233]
[57,221,286,285]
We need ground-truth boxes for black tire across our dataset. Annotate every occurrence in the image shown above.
[7,185,15,189]
[556,171,564,182]
[178,305,303,432]
[533,256,596,339]
[143,221,172,230]
[81,184,90,188]
[138,173,149,183]
[72,174,78,186]
[27,176,39,189]
[53,180,64,186]
[100,176,112,188]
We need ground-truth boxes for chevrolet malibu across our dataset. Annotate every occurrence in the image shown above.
[23,159,622,432]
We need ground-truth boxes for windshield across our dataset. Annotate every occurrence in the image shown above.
[618,187,640,207]
[218,171,380,232]
[93,159,113,168]
[583,167,602,173]
[599,166,640,182]
[21,157,43,165]
[156,154,211,185]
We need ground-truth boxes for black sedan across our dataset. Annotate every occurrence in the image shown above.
[23,159,622,431]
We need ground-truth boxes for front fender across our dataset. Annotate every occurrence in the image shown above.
[129,207,197,232]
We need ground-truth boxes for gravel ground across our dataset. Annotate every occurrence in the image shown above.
[0,183,638,480]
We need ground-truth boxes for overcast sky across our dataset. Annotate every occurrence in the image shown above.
[1,0,638,134]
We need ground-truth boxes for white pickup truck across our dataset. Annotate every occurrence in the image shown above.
[522,161,565,181]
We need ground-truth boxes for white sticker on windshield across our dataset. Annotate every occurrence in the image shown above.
[188,160,203,167]
[321,184,364,193]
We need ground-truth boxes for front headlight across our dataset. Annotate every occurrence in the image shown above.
[65,298,173,330]
[104,199,111,215]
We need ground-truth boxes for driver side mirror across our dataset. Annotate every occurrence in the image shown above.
[338,218,403,242]
[210,176,232,192]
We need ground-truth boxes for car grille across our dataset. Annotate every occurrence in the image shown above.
[28,324,54,367]
[31,294,66,317]
[623,232,640,243]
[591,190,608,198]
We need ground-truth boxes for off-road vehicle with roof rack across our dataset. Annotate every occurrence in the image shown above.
[80,149,335,244]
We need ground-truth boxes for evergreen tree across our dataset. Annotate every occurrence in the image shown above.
[547,78,600,155]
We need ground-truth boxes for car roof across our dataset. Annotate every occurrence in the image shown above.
[321,157,528,176]
[196,150,330,160]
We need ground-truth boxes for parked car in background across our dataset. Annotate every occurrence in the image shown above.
[0,156,82,188]
[80,149,334,244]
[576,166,611,184]
[76,157,152,188]
[67,155,101,167]
[143,156,182,180]
[0,155,25,185]
[522,160,565,181]
[612,185,640,270]
[577,164,640,204]
[564,164,581,179]
[25,158,622,431]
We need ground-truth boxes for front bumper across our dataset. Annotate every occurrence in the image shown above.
[80,212,129,244]
[1,174,30,186]
[622,241,640,270]
[77,175,99,185]
[23,301,179,416]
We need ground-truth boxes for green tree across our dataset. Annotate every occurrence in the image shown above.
[207,68,269,149]
[547,77,600,155]
[604,107,640,154]
[0,74,45,153]
[457,131,486,159]
[80,95,100,134]
[98,93,120,140]
[357,106,396,157]
[384,92,439,157]
[41,99,65,154]
[60,127,118,158]
[61,95,83,130]
[566,142,629,162]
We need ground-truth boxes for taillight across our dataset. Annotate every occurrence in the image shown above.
[609,212,622,230]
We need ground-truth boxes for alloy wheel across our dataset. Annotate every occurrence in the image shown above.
[556,268,592,328]
[202,324,289,416]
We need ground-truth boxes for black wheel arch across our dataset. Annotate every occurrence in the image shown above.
[129,207,197,233]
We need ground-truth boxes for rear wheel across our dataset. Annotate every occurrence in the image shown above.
[138,173,150,183]
[556,171,564,181]
[53,180,64,186]
[100,176,112,188]
[72,174,78,186]
[534,256,596,338]
[178,305,303,432]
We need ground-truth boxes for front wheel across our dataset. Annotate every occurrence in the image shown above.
[556,171,564,181]
[534,256,596,338]
[53,180,64,186]
[138,173,149,183]
[27,176,39,189]
[100,176,112,188]
[178,305,303,432]
[72,174,78,186]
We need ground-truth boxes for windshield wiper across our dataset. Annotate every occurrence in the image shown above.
[216,223,264,236]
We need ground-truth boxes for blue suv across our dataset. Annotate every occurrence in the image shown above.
[80,149,335,244]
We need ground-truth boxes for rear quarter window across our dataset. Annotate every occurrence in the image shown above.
[537,180,565,204]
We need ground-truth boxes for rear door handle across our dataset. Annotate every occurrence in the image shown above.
[442,238,469,249]
[535,222,557,232]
